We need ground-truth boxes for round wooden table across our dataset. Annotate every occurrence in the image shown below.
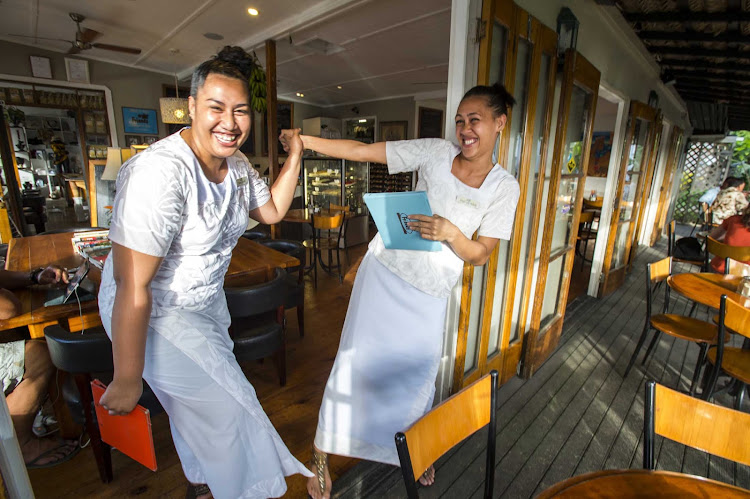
[536,469,750,498]
[668,272,749,309]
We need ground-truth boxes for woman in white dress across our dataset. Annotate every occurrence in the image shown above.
[282,83,521,498]
[97,46,311,498]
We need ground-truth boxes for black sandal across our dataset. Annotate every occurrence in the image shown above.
[185,483,211,499]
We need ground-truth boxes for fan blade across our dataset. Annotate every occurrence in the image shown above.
[7,34,70,43]
[91,42,141,54]
[79,28,101,43]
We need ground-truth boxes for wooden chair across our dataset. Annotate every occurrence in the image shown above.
[644,380,750,470]
[303,212,344,288]
[724,257,750,276]
[258,239,306,337]
[667,220,704,269]
[225,268,288,386]
[576,211,597,270]
[705,236,750,274]
[624,257,727,395]
[395,370,498,498]
[702,294,750,410]
[329,203,351,260]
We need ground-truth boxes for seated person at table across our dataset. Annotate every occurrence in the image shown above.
[0,266,80,468]
[708,206,750,273]
[710,177,747,225]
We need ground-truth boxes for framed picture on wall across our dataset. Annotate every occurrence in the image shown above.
[65,58,90,83]
[143,135,159,145]
[588,131,613,177]
[125,135,143,147]
[418,107,444,138]
[380,121,408,142]
[122,107,158,135]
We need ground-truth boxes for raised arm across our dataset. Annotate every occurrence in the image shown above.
[99,242,162,415]
[280,129,387,164]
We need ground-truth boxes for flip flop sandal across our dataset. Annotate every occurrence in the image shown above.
[185,483,211,499]
[26,440,80,470]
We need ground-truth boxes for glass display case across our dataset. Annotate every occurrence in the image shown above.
[302,156,370,246]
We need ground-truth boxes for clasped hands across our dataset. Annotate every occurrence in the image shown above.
[407,214,459,243]
[278,128,303,156]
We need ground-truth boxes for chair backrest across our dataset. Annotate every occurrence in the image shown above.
[706,236,750,263]
[579,211,594,224]
[44,324,114,373]
[645,257,672,317]
[312,212,344,230]
[329,203,350,213]
[259,239,305,266]
[667,220,675,256]
[719,294,750,342]
[644,380,750,469]
[224,268,288,320]
[395,371,498,498]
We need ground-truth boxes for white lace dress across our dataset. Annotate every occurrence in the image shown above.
[98,131,311,498]
[314,139,520,465]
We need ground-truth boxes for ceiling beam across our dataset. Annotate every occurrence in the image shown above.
[669,69,750,84]
[637,30,747,43]
[674,76,750,89]
[680,92,750,105]
[661,59,750,73]
[625,11,750,23]
[676,84,750,97]
[647,46,750,60]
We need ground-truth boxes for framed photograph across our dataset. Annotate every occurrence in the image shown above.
[588,131,614,177]
[122,107,158,135]
[143,135,158,145]
[380,121,408,142]
[65,58,90,83]
[124,135,143,147]
[30,56,52,79]
[418,107,444,139]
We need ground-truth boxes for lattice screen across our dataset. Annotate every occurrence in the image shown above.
[673,141,730,224]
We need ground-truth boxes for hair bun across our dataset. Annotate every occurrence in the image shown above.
[215,46,254,80]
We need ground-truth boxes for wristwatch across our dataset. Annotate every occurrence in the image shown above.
[29,267,44,285]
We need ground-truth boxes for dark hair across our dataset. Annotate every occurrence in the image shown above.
[190,46,254,98]
[461,82,516,117]
[723,176,745,189]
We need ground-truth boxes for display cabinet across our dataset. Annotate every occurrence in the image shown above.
[368,163,413,193]
[302,156,370,246]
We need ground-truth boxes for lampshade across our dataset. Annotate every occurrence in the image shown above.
[160,97,191,124]
[101,147,123,181]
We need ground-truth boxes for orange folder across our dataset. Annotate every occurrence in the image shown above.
[91,379,157,471]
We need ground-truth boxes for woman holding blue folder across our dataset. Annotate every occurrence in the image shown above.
[282,82,520,498]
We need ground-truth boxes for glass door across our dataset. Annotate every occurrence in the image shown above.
[599,102,658,295]
[650,127,685,245]
[521,50,600,377]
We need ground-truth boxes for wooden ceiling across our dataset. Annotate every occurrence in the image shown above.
[615,0,750,133]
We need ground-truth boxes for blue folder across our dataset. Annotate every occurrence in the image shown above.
[363,191,441,251]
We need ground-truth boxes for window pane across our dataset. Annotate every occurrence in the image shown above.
[507,38,531,177]
[463,264,486,373]
[619,118,650,221]
[550,176,579,254]
[540,254,567,328]
[611,222,630,269]
[489,22,508,87]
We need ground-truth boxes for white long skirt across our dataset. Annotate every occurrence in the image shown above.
[101,293,311,499]
[314,252,448,465]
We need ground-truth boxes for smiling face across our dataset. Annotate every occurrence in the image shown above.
[454,96,507,162]
[187,73,251,167]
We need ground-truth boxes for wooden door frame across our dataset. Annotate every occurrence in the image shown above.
[599,101,658,295]
[650,127,684,246]
[521,50,600,378]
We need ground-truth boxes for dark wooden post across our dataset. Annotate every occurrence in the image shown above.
[265,39,279,239]
[0,104,27,237]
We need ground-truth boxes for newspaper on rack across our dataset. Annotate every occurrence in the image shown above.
[71,230,111,270]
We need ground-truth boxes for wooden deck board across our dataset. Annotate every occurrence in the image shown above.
[337,243,750,498]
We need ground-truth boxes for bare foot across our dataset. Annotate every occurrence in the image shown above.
[418,465,436,487]
[23,438,78,468]
[306,446,332,499]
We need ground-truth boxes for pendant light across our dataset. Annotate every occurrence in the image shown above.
[160,49,191,125]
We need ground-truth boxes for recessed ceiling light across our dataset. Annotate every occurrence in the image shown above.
[296,92,304,97]
[247,7,259,16]
[337,85,342,89]
[203,32,224,40]
[358,119,367,123]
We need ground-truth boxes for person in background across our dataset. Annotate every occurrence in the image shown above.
[708,205,750,273]
[698,178,730,226]
[0,266,80,469]
[282,82,520,499]
[710,176,747,225]
[96,46,311,499]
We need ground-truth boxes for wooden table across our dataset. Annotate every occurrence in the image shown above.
[1,232,300,339]
[668,272,748,309]
[536,469,750,498]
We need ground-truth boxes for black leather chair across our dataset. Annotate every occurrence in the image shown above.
[44,324,162,483]
[241,229,269,240]
[225,268,289,385]
[258,239,305,337]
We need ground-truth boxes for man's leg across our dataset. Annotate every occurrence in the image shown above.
[6,340,76,465]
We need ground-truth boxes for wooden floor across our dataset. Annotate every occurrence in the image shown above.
[332,241,750,499]
[26,237,750,498]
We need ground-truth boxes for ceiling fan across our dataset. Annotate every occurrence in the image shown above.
[8,12,141,55]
